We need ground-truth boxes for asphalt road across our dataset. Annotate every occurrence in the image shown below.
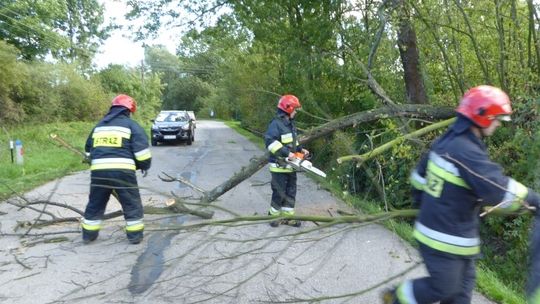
[0,120,494,303]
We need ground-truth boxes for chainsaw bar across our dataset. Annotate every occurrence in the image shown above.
[286,158,327,178]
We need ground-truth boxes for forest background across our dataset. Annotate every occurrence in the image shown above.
[1,0,540,302]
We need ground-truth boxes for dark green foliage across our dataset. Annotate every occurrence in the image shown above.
[94,64,162,121]
[0,0,110,66]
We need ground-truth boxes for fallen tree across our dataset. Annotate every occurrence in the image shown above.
[44,103,455,222]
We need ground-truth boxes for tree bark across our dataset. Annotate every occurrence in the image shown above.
[395,0,428,104]
[300,104,454,144]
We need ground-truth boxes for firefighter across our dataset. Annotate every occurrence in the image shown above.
[528,214,540,304]
[264,94,309,227]
[383,85,540,303]
[82,94,152,245]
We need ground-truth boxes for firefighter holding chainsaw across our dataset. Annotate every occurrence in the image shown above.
[82,94,151,245]
[383,85,540,303]
[264,94,309,227]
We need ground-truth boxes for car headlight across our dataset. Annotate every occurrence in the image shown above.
[151,125,159,131]
[181,124,190,130]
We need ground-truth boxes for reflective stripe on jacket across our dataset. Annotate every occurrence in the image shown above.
[410,117,528,257]
[264,110,302,173]
[85,108,151,171]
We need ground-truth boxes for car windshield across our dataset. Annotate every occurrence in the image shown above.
[155,113,187,122]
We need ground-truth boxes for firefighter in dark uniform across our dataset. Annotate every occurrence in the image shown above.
[82,94,152,245]
[383,85,540,303]
[527,215,540,303]
[264,94,309,227]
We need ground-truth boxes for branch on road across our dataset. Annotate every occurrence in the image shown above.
[155,104,453,217]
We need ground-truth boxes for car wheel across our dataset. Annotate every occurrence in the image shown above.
[151,139,157,146]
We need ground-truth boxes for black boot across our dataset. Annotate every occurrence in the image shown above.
[82,229,99,244]
[282,219,302,227]
[381,287,398,304]
[127,231,144,244]
[268,212,280,227]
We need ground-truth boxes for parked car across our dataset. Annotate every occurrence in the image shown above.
[150,110,195,146]
[187,111,196,128]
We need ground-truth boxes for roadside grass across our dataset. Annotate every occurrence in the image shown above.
[229,120,526,304]
[224,121,265,149]
[0,121,94,200]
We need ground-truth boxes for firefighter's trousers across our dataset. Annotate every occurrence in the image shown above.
[83,170,144,242]
[270,171,297,211]
[406,244,476,304]
[527,214,540,303]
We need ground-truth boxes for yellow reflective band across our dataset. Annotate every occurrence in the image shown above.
[410,171,425,191]
[501,178,528,211]
[281,208,295,216]
[514,181,528,200]
[413,229,480,256]
[268,141,283,154]
[269,166,294,173]
[427,161,470,189]
[125,223,144,232]
[135,148,151,161]
[91,163,136,170]
[93,135,122,147]
[81,222,101,231]
[396,281,417,304]
[281,133,293,144]
[268,207,280,215]
[91,158,136,170]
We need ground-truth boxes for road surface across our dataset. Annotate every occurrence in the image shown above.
[0,120,494,303]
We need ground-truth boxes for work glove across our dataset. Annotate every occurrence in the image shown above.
[140,169,148,178]
[302,149,311,160]
[82,152,91,165]
[526,189,540,214]
[287,152,296,161]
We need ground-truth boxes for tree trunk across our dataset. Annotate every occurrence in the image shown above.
[396,0,428,104]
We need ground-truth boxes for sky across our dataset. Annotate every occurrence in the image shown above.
[93,0,181,69]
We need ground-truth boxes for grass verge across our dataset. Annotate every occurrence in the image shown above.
[224,121,265,149]
[0,121,94,200]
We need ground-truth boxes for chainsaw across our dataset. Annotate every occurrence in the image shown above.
[285,152,327,178]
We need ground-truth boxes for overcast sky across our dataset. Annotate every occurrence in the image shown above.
[93,0,180,69]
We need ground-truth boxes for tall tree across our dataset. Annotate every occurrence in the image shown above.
[0,0,109,64]
[394,0,428,104]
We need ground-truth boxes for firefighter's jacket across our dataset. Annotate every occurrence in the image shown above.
[409,115,532,257]
[264,109,302,173]
[85,107,152,171]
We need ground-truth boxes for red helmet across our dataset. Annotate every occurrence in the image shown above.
[111,94,137,113]
[277,94,301,115]
[456,85,511,128]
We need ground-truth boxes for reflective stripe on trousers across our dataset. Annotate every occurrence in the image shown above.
[413,222,480,256]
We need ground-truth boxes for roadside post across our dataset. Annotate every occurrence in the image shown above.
[15,139,23,165]
[9,140,14,163]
